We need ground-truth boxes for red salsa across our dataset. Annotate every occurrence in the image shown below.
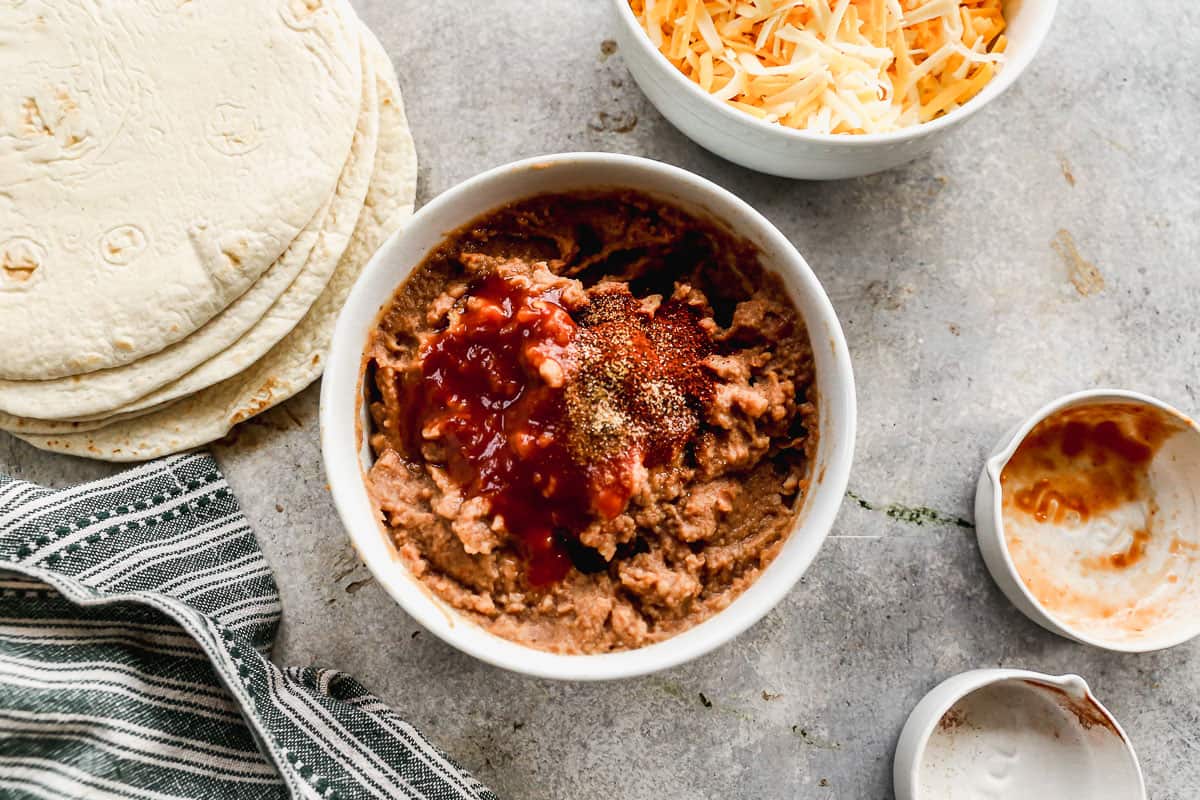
[400,273,711,585]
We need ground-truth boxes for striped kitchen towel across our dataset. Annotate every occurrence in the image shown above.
[0,452,497,800]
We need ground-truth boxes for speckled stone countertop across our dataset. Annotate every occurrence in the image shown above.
[3,0,1198,797]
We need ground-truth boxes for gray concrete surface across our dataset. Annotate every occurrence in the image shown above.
[3,0,1199,797]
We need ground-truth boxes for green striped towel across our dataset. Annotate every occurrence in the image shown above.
[0,453,497,800]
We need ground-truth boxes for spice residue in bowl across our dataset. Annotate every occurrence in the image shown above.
[629,0,1008,133]
[999,402,1200,642]
[919,679,1140,797]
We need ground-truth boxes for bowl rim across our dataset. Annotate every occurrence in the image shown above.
[894,668,1146,800]
[608,0,1059,146]
[320,152,856,680]
[981,388,1200,653]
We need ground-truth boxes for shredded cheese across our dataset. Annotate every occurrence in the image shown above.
[629,0,1008,134]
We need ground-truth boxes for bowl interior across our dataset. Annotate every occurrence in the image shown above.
[611,0,1058,144]
[322,154,855,680]
[990,393,1200,651]
[917,678,1142,799]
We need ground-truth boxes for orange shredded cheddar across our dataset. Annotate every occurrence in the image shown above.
[629,0,1008,134]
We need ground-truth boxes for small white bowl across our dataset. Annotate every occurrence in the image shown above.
[975,389,1200,652]
[609,0,1058,179]
[894,669,1146,800]
[320,153,856,680]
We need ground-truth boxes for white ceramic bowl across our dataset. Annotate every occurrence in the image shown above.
[320,153,856,680]
[975,389,1200,652]
[894,669,1146,800]
[609,0,1058,179]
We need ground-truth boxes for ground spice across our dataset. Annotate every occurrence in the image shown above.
[568,285,713,471]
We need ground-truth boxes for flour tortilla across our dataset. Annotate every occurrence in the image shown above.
[0,399,178,437]
[16,31,417,461]
[0,0,362,379]
[0,34,380,423]
[0,196,331,422]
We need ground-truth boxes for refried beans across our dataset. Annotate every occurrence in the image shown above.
[363,190,818,654]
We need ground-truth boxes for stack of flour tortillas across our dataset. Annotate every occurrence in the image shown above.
[0,0,416,462]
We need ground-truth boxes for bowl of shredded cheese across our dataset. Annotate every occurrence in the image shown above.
[612,0,1056,179]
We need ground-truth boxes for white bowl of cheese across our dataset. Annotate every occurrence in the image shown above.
[610,0,1057,179]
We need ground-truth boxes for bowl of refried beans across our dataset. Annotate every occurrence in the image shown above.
[321,153,856,680]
